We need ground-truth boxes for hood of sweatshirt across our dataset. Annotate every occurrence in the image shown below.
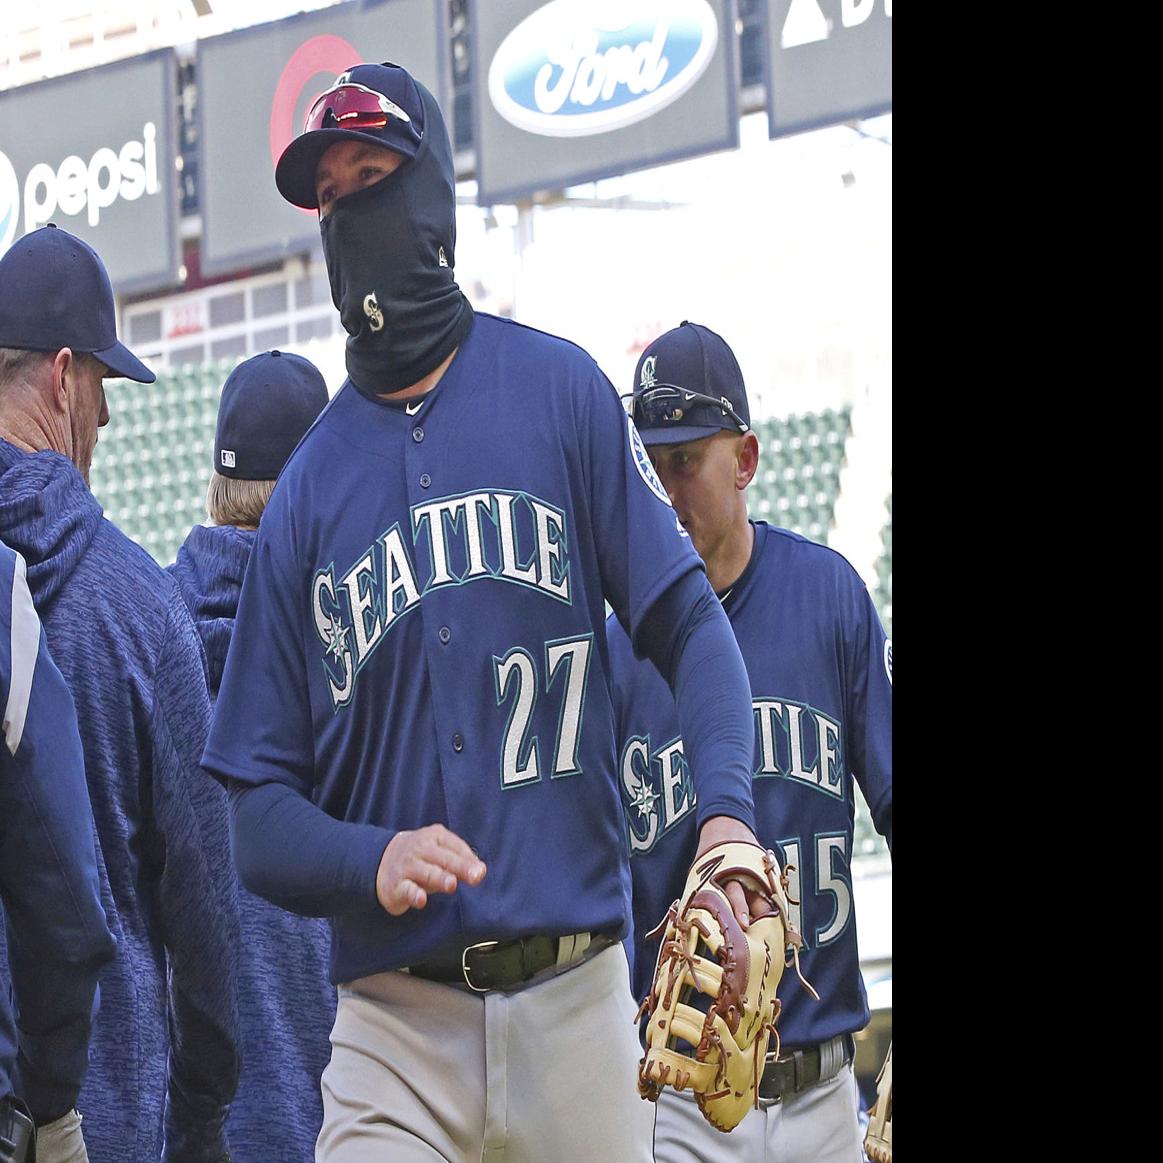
[167,523,255,699]
[0,440,102,611]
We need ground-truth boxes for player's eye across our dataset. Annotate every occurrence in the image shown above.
[359,166,387,186]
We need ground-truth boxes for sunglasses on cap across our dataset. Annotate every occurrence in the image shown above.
[304,82,415,134]
[623,385,749,433]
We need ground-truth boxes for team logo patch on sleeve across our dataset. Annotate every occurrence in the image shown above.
[627,415,671,506]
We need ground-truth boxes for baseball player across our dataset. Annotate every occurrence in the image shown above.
[608,322,892,1162]
[1,538,115,1163]
[202,62,761,1162]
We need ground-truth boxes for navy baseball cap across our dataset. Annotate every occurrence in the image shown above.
[0,224,155,383]
[214,350,329,479]
[275,62,426,209]
[628,321,750,446]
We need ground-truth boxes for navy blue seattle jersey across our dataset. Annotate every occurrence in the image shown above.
[203,313,723,983]
[607,521,892,1050]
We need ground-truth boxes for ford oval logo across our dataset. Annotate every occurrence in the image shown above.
[488,0,719,138]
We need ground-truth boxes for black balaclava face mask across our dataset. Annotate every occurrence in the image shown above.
[319,82,473,397]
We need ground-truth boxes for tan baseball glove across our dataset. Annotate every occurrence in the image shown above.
[635,841,817,1133]
[864,1041,892,1162]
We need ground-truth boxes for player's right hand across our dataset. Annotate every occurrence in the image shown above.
[376,824,487,915]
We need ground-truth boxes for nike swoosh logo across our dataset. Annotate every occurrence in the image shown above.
[683,392,696,401]
[406,401,423,415]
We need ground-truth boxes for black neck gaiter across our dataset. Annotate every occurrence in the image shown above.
[319,86,473,397]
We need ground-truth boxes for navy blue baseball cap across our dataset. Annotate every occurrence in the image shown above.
[0,224,155,383]
[275,62,426,209]
[214,350,329,479]
[629,321,750,446]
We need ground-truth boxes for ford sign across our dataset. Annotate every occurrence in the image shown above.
[487,0,719,138]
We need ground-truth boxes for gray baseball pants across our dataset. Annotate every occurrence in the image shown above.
[316,944,652,1162]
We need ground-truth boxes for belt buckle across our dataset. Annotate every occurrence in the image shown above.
[461,939,500,993]
[789,1048,805,1093]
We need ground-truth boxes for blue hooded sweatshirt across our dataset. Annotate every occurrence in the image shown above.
[0,441,241,1163]
[169,523,335,1163]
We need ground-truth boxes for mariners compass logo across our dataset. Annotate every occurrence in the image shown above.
[639,354,658,389]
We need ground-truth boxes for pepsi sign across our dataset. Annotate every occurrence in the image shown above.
[0,51,179,292]
[0,153,19,256]
[473,0,738,206]
[487,0,719,137]
[0,127,160,259]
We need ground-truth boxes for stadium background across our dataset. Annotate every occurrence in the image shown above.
[1,0,891,1109]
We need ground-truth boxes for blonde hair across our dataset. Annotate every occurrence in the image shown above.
[206,472,276,529]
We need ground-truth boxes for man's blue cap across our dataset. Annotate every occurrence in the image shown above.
[214,351,329,479]
[630,321,751,446]
[0,224,155,383]
[275,61,426,210]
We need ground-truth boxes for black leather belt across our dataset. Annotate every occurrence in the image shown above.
[758,1035,852,1103]
[407,930,617,994]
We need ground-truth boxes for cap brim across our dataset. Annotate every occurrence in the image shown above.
[275,127,416,209]
[95,339,155,383]
[638,424,725,446]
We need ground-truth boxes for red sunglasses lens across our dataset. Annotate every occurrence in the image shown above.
[305,85,391,133]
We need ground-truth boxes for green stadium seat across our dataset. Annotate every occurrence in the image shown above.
[87,358,225,563]
[746,408,850,546]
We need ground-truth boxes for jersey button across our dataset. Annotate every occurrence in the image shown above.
[412,427,425,442]
[438,626,451,644]
[419,473,432,488]
[452,733,464,752]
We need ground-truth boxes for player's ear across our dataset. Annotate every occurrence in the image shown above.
[735,432,759,491]
[50,347,75,414]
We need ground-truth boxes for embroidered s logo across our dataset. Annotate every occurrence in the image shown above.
[363,292,384,332]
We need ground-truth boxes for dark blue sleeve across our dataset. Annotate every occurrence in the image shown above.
[229,780,394,918]
[575,374,754,835]
[148,591,241,1163]
[843,578,892,854]
[635,569,756,833]
[204,490,402,916]
[579,370,705,651]
[0,550,115,1123]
